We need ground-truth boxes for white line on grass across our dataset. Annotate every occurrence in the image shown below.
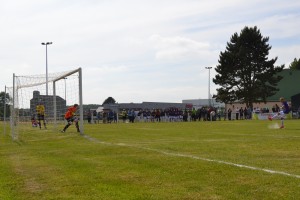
[82,134,300,179]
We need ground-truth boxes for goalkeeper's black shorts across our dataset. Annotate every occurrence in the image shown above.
[65,116,78,123]
[37,114,45,121]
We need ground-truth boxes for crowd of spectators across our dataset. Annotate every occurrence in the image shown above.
[87,107,225,123]
[85,103,292,123]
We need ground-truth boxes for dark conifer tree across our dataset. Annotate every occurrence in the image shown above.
[289,58,300,70]
[103,97,116,105]
[213,26,284,109]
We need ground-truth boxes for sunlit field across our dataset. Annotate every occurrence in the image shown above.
[1,119,300,200]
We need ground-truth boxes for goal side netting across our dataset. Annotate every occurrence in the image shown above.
[7,68,83,140]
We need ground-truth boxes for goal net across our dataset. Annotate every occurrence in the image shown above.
[7,68,83,140]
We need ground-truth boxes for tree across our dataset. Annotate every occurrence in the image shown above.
[289,58,300,70]
[102,97,116,105]
[213,26,284,109]
[0,92,11,118]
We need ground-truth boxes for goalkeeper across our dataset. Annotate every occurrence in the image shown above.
[36,102,47,129]
[61,104,80,133]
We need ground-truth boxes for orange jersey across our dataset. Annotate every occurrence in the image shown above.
[65,106,77,119]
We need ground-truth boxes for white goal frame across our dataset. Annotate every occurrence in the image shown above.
[9,67,84,140]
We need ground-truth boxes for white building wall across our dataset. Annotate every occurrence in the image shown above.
[182,99,225,108]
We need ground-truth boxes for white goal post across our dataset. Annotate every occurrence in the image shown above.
[53,68,84,132]
[8,67,83,140]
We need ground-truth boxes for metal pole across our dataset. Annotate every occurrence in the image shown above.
[41,42,52,96]
[53,81,57,129]
[46,44,48,95]
[79,68,84,134]
[205,67,212,106]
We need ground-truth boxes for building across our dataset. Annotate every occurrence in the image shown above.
[182,99,225,109]
[30,91,66,119]
[267,69,300,111]
[267,69,300,102]
[225,69,300,111]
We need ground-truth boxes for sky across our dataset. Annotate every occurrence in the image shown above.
[1,0,300,104]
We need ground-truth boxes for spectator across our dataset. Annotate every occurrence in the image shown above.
[228,108,232,120]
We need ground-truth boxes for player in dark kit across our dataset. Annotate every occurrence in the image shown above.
[36,102,47,129]
[268,97,290,129]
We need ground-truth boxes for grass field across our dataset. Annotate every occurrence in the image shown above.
[1,120,300,200]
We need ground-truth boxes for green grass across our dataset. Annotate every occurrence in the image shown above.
[1,120,300,199]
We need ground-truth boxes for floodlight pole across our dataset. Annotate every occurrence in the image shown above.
[41,42,53,96]
[205,67,212,106]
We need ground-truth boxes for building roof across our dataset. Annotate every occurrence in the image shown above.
[103,102,187,111]
[267,69,300,101]
[182,99,224,107]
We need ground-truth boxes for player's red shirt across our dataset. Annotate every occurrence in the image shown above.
[65,106,77,119]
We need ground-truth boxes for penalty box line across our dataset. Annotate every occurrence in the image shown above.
[82,134,300,179]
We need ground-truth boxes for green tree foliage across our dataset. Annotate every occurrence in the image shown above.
[0,92,11,118]
[289,58,300,70]
[213,26,284,109]
[102,97,116,105]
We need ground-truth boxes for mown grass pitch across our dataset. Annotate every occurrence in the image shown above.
[1,120,300,200]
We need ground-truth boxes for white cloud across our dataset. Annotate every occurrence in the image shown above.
[271,45,300,67]
[149,34,210,61]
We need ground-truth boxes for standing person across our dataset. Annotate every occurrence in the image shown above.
[121,109,127,123]
[87,110,92,124]
[191,108,197,121]
[36,102,47,129]
[268,97,290,129]
[244,107,248,120]
[155,109,161,122]
[108,110,114,123]
[239,107,244,120]
[61,104,80,133]
[235,107,239,120]
[227,108,232,120]
[129,109,136,123]
[113,111,118,123]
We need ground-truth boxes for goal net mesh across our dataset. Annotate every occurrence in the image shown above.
[7,68,83,140]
